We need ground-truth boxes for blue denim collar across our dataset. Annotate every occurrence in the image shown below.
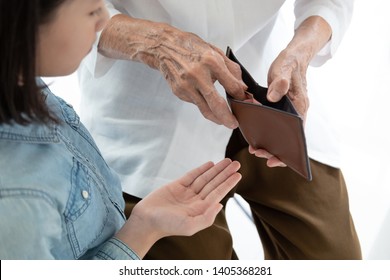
[0,79,59,143]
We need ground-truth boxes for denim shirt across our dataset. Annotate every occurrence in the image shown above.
[0,82,139,260]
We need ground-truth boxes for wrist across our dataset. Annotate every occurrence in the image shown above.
[98,14,167,69]
[114,209,162,259]
[286,16,332,66]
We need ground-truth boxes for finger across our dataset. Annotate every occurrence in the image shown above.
[204,172,242,204]
[267,156,287,168]
[211,46,248,99]
[217,58,248,98]
[166,62,224,125]
[178,161,215,187]
[287,71,309,118]
[190,158,233,194]
[170,46,242,128]
[248,146,273,159]
[248,147,286,167]
[196,83,238,128]
[197,160,241,199]
[267,77,290,102]
[173,80,222,125]
[191,88,223,125]
[196,48,246,128]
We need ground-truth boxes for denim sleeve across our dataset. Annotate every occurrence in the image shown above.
[0,192,140,260]
[93,238,140,260]
[0,192,63,260]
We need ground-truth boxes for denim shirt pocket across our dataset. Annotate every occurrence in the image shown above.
[65,158,109,259]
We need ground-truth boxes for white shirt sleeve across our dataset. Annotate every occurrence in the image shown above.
[294,0,354,66]
[82,1,121,78]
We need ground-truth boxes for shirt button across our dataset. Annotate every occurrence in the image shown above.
[82,190,89,199]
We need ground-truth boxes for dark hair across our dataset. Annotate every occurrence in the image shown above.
[0,0,67,124]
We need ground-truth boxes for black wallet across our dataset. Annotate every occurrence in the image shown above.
[226,47,312,180]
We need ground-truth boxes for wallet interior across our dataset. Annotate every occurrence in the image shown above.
[226,47,298,115]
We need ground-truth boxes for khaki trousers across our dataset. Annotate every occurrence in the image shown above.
[123,130,362,260]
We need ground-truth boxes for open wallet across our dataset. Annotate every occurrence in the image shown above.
[226,47,312,180]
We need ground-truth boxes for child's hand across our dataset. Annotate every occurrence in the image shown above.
[116,158,241,258]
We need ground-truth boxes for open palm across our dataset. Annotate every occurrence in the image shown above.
[132,159,241,238]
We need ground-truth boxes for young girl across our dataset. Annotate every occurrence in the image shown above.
[0,0,241,259]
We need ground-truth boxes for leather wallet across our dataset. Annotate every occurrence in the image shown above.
[226,47,312,180]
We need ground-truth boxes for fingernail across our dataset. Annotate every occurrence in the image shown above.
[267,91,278,102]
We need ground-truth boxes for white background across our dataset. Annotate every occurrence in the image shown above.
[44,0,390,260]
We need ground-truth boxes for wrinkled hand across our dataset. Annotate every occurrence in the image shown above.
[248,16,332,168]
[267,49,309,122]
[115,158,241,258]
[248,48,309,168]
[100,16,247,128]
[150,25,247,128]
[100,15,248,128]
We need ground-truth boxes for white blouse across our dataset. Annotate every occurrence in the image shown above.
[78,0,353,198]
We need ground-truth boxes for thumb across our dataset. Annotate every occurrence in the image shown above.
[267,77,289,102]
